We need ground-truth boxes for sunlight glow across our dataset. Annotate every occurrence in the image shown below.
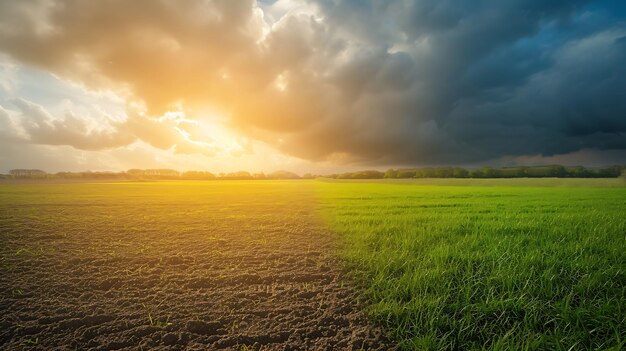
[274,73,288,92]
[163,110,247,157]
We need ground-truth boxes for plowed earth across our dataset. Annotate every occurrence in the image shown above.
[0,182,391,350]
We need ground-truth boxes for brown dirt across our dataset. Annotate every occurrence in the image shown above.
[0,182,392,350]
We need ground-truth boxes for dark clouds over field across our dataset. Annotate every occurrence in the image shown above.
[0,0,624,168]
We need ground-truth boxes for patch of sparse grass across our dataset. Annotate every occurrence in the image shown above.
[14,248,33,255]
[21,337,39,346]
[229,320,239,334]
[147,313,171,328]
[317,179,626,350]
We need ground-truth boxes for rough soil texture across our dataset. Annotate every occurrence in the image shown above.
[0,182,392,350]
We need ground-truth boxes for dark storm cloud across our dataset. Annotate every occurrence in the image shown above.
[0,0,624,165]
[306,0,626,164]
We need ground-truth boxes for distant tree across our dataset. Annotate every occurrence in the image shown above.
[597,165,622,178]
[336,172,353,179]
[363,170,385,179]
[222,171,253,180]
[516,167,528,177]
[183,171,216,180]
[384,168,397,178]
[549,165,567,177]
[9,169,47,178]
[352,170,384,179]
[268,170,300,179]
[498,168,523,178]
[434,167,453,178]
[397,169,416,178]
[452,168,469,178]
[469,169,483,178]
[56,171,82,179]
[481,167,496,178]
[526,167,550,177]
[568,166,589,178]
[127,169,143,177]
[126,169,179,179]
[421,168,437,178]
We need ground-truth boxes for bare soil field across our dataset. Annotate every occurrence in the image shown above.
[0,181,391,350]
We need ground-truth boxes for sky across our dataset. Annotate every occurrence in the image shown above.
[0,0,625,173]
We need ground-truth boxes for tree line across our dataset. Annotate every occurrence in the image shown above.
[2,165,624,180]
[1,169,304,180]
[326,165,625,179]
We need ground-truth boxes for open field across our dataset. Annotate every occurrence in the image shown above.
[0,181,389,350]
[317,179,626,350]
[1,178,625,350]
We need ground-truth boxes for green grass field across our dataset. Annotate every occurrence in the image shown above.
[1,178,624,350]
[317,178,626,350]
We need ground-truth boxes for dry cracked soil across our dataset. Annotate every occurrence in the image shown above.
[0,182,393,350]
